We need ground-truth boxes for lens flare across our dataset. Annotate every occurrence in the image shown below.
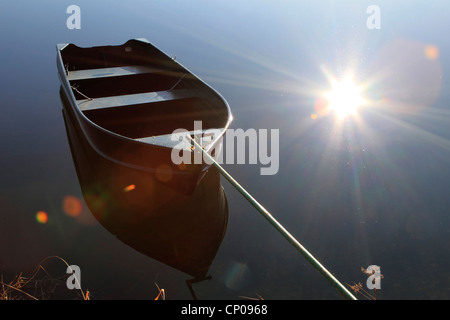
[224,262,249,291]
[424,45,439,61]
[63,195,82,217]
[36,211,48,224]
[325,77,364,118]
[123,184,136,192]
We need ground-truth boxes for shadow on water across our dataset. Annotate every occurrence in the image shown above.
[59,87,228,299]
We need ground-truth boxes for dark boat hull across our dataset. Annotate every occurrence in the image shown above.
[60,87,228,279]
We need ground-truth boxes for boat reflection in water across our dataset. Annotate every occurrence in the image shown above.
[60,88,228,297]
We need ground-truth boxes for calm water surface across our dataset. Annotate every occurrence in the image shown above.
[1,0,450,299]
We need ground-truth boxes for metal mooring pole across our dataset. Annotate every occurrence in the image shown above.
[189,137,357,300]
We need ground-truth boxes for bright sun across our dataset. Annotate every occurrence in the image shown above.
[325,77,364,118]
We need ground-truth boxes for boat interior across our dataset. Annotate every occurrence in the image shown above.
[60,40,229,144]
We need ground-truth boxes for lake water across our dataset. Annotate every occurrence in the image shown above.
[1,0,450,300]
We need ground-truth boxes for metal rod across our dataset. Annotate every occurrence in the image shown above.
[189,137,357,300]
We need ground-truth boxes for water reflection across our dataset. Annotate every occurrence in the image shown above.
[59,87,228,285]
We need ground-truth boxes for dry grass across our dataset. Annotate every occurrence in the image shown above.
[1,256,168,300]
[154,282,165,300]
[239,293,264,300]
[346,282,376,300]
[347,267,384,300]
[0,256,89,300]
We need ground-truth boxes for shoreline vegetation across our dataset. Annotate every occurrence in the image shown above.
[0,255,168,300]
[1,256,89,300]
[1,256,376,300]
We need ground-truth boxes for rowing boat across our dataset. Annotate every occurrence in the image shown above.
[56,38,232,194]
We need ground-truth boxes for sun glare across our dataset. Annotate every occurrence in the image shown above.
[325,77,365,118]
